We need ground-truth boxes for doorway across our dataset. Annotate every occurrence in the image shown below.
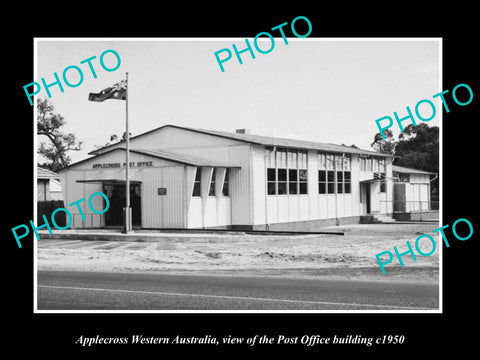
[365,184,371,214]
[361,182,372,215]
[103,183,141,227]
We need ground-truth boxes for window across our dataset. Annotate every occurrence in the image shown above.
[397,173,410,182]
[298,150,308,169]
[278,168,287,195]
[299,169,308,194]
[337,171,343,194]
[222,169,229,196]
[288,169,298,194]
[318,153,351,194]
[326,154,335,170]
[344,171,351,194]
[318,170,326,194]
[208,169,216,196]
[343,155,351,171]
[318,153,326,170]
[327,171,335,194]
[378,158,386,173]
[267,148,308,195]
[276,148,287,168]
[192,168,201,197]
[267,168,276,195]
[367,158,373,171]
[380,181,386,193]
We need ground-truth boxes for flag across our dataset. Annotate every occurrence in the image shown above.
[88,79,127,102]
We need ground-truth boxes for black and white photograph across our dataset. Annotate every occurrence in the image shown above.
[5,7,479,356]
[33,38,442,312]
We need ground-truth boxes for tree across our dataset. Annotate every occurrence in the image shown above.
[92,131,132,151]
[394,123,439,174]
[370,124,438,172]
[370,129,395,155]
[37,98,82,172]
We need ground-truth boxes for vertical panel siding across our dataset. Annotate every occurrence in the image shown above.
[62,171,103,228]
[350,154,361,216]
[217,197,231,226]
[251,146,266,225]
[386,160,394,214]
[142,166,184,228]
[204,198,217,227]
[188,198,203,228]
[307,150,318,220]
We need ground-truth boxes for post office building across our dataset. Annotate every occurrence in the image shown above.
[58,124,423,230]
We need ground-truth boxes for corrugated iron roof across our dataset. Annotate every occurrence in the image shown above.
[61,147,241,171]
[392,165,436,175]
[184,126,393,157]
[37,167,59,179]
[131,148,241,168]
[89,124,393,157]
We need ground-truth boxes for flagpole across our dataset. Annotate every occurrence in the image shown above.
[124,72,131,233]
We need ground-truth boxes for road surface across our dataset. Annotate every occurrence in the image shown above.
[37,270,439,311]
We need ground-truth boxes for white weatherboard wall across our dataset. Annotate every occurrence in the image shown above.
[141,166,185,228]
[90,126,250,226]
[59,170,104,228]
[169,148,251,226]
[406,173,431,212]
[350,154,361,217]
[59,149,187,229]
[255,147,358,226]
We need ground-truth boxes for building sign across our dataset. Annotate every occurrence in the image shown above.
[92,161,153,169]
[158,188,167,195]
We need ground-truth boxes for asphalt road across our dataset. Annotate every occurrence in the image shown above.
[37,270,439,311]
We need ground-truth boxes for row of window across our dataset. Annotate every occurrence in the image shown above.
[267,168,308,195]
[318,170,351,194]
[190,151,388,197]
[192,168,229,197]
[268,168,354,196]
[395,173,410,183]
[360,157,386,172]
[267,169,387,195]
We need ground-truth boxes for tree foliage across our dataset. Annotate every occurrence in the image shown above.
[370,129,395,155]
[394,124,439,174]
[371,123,439,191]
[92,132,132,151]
[37,98,82,172]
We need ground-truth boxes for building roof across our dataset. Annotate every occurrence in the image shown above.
[37,167,60,179]
[130,148,240,168]
[392,165,436,175]
[89,124,393,158]
[60,147,241,171]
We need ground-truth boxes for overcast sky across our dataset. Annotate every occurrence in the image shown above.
[35,38,440,164]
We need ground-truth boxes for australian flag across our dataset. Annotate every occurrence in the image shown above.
[88,79,127,102]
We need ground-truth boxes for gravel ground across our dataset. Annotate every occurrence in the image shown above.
[37,222,441,285]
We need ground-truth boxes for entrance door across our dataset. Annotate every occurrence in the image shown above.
[103,183,141,227]
[393,183,406,212]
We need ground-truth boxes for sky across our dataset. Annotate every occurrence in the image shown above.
[35,38,440,164]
